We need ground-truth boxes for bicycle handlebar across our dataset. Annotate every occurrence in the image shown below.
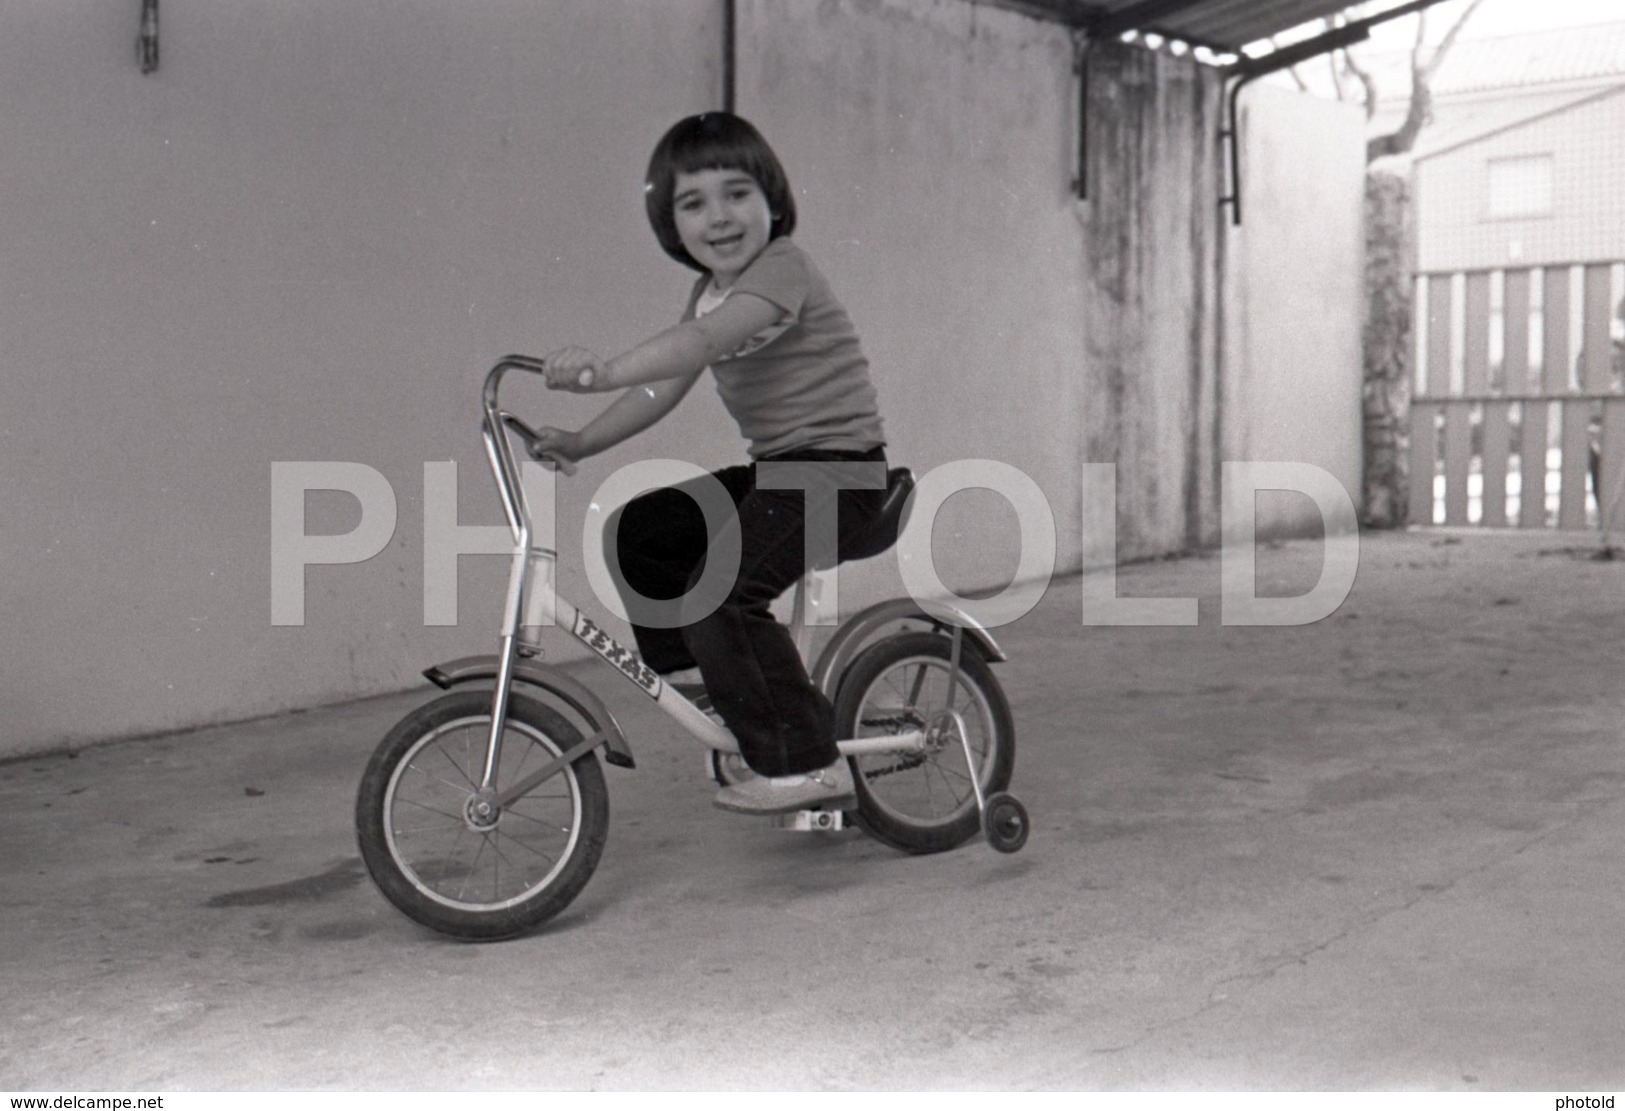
[482,355,589,542]
[500,412,576,476]
[482,354,547,413]
[481,355,593,408]
[483,355,585,479]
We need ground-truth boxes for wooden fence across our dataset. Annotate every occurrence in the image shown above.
[1409,261,1625,530]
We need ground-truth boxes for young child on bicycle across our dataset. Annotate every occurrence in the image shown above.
[525,112,889,816]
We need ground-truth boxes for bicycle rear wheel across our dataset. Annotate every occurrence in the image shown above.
[355,690,608,940]
[833,632,1015,854]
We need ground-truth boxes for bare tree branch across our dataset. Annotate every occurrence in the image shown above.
[1424,0,1486,77]
[1269,35,1312,91]
[1366,0,1487,163]
[1324,19,1350,100]
[1342,48,1380,119]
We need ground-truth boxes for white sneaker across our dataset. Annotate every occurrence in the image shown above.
[712,760,856,816]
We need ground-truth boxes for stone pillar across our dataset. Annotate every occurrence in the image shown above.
[1362,170,1414,529]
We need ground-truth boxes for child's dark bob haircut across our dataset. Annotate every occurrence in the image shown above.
[644,112,797,273]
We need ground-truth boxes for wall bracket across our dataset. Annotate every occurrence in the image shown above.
[723,0,736,112]
[138,0,159,74]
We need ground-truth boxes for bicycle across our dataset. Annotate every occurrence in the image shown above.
[355,356,1030,940]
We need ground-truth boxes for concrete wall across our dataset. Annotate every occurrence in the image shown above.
[1228,82,1369,537]
[740,0,1085,598]
[0,0,1366,758]
[0,0,724,755]
[1077,42,1224,561]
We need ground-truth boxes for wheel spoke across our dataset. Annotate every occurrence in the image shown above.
[456,832,490,902]
[401,764,477,799]
[391,820,467,837]
[434,739,478,789]
[921,751,941,813]
[391,795,467,823]
[904,662,929,709]
[496,828,560,867]
[925,756,965,807]
[502,806,571,829]
[932,753,976,787]
[505,735,539,780]
[491,828,501,900]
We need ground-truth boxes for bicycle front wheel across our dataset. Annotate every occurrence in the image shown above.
[355,690,608,940]
[833,632,1015,854]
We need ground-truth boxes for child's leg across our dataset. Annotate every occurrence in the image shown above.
[682,455,886,778]
[683,485,829,776]
[606,466,752,674]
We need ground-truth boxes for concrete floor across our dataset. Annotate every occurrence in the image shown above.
[3,530,1623,1091]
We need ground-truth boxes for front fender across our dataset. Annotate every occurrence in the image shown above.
[809,597,1007,699]
[423,656,636,769]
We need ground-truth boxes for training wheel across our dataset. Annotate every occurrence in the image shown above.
[981,791,1029,854]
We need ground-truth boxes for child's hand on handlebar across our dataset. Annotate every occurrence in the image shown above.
[540,347,602,392]
[524,426,586,474]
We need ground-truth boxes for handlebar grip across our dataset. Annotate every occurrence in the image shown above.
[499,411,576,476]
[577,368,595,389]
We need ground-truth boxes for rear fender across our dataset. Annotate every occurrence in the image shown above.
[423,656,636,769]
[809,598,1007,699]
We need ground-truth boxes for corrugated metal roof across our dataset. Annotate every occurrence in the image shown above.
[1141,0,1362,50]
[985,0,1450,55]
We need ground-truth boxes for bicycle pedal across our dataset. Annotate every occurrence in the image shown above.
[773,809,847,832]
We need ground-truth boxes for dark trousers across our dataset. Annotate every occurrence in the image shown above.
[606,447,886,777]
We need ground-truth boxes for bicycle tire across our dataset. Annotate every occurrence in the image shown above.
[833,633,1015,854]
[356,689,609,940]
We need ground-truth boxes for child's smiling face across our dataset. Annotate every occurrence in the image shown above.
[672,167,773,288]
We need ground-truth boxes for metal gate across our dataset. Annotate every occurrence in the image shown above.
[1408,262,1625,531]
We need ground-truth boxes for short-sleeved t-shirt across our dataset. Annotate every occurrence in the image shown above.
[683,237,886,460]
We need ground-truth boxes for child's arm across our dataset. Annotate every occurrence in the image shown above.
[576,369,703,453]
[524,291,782,466]
[540,293,783,393]
[525,368,702,465]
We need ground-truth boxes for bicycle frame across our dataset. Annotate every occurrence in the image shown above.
[476,357,928,795]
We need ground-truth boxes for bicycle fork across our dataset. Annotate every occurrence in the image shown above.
[477,547,532,790]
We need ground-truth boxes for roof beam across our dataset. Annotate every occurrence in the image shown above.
[981,0,1459,53]
[1230,0,1446,72]
[975,1,1097,29]
[1231,16,1370,73]
[1086,0,1209,40]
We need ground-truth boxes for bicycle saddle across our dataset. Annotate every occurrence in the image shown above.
[826,466,915,568]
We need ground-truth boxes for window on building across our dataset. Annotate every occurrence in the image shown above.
[1486,155,1554,219]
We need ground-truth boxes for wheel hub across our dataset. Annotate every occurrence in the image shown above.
[922,708,966,755]
[464,789,502,831]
